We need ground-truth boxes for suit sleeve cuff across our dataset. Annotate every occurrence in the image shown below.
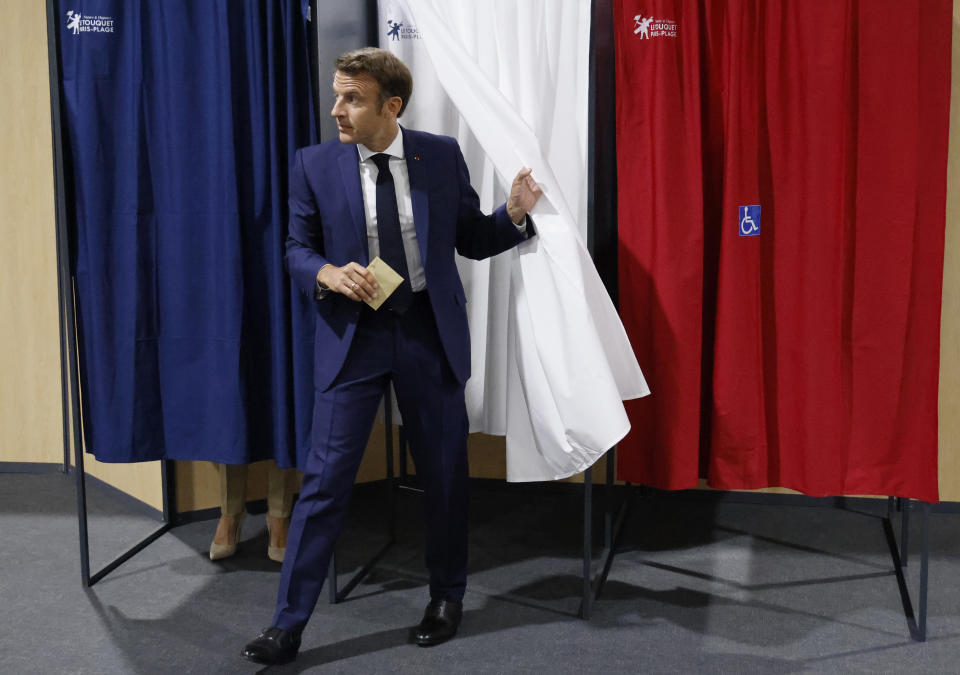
[314,264,333,300]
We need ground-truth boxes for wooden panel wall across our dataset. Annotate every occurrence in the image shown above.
[0,2,163,512]
[0,1,62,465]
[938,4,960,500]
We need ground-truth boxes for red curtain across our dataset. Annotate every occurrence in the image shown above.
[614,0,952,501]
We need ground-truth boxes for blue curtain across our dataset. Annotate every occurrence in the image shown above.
[57,0,318,467]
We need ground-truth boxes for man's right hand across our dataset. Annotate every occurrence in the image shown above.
[318,263,379,302]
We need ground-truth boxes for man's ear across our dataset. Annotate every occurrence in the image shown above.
[383,96,403,118]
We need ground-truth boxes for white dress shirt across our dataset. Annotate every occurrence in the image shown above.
[357,126,525,294]
[357,128,427,292]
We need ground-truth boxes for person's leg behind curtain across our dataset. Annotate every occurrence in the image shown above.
[266,463,298,562]
[211,462,249,560]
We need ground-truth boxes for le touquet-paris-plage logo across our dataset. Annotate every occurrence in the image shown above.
[633,12,677,39]
[65,10,116,35]
[386,19,420,40]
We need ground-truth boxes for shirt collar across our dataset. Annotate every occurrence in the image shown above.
[358,126,405,162]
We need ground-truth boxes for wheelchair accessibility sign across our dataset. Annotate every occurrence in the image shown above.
[739,205,761,237]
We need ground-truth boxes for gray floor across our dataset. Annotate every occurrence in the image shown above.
[2,472,959,674]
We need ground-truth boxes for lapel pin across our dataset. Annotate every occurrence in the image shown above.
[414,155,420,161]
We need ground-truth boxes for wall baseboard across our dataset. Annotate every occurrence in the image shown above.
[77,469,165,521]
[0,461,66,474]
[0,462,165,521]
[170,476,960,518]
[395,476,960,514]
[8,462,958,518]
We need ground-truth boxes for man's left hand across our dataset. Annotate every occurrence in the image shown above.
[506,167,543,224]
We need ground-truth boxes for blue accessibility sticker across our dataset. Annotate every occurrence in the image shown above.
[739,205,761,236]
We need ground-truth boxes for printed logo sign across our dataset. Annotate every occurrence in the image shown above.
[65,10,115,35]
[739,205,761,237]
[386,18,420,40]
[632,12,678,39]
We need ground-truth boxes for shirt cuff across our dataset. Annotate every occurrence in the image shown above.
[512,215,528,231]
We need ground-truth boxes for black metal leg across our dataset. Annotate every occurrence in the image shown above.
[327,555,337,604]
[74,426,92,585]
[85,461,173,586]
[605,448,615,551]
[581,467,593,619]
[595,483,631,603]
[388,448,399,541]
[161,460,175,524]
[396,427,423,496]
[332,539,395,603]
[47,0,175,588]
[46,0,73,478]
[384,390,394,479]
[882,497,932,642]
[384,391,397,539]
[901,498,910,568]
[57,292,70,475]
[578,449,630,619]
[76,457,173,587]
[399,427,408,482]
[918,502,929,642]
[87,523,172,586]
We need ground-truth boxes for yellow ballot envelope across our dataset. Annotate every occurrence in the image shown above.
[365,256,404,311]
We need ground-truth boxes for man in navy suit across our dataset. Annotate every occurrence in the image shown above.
[243,47,541,665]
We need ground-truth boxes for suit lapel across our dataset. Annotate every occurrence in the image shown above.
[403,129,431,269]
[337,145,369,264]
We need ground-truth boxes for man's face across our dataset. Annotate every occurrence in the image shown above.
[330,70,397,150]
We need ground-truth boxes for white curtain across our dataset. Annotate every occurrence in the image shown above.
[378,0,649,481]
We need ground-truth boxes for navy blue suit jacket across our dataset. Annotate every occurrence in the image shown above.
[285,127,532,392]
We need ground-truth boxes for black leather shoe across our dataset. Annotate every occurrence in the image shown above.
[414,599,463,647]
[242,626,301,665]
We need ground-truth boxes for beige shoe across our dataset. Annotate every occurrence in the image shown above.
[266,515,289,563]
[209,513,245,560]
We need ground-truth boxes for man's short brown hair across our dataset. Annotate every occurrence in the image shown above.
[335,47,413,117]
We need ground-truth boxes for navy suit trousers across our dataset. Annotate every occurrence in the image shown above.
[272,292,469,632]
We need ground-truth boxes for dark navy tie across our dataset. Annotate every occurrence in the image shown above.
[371,153,413,313]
